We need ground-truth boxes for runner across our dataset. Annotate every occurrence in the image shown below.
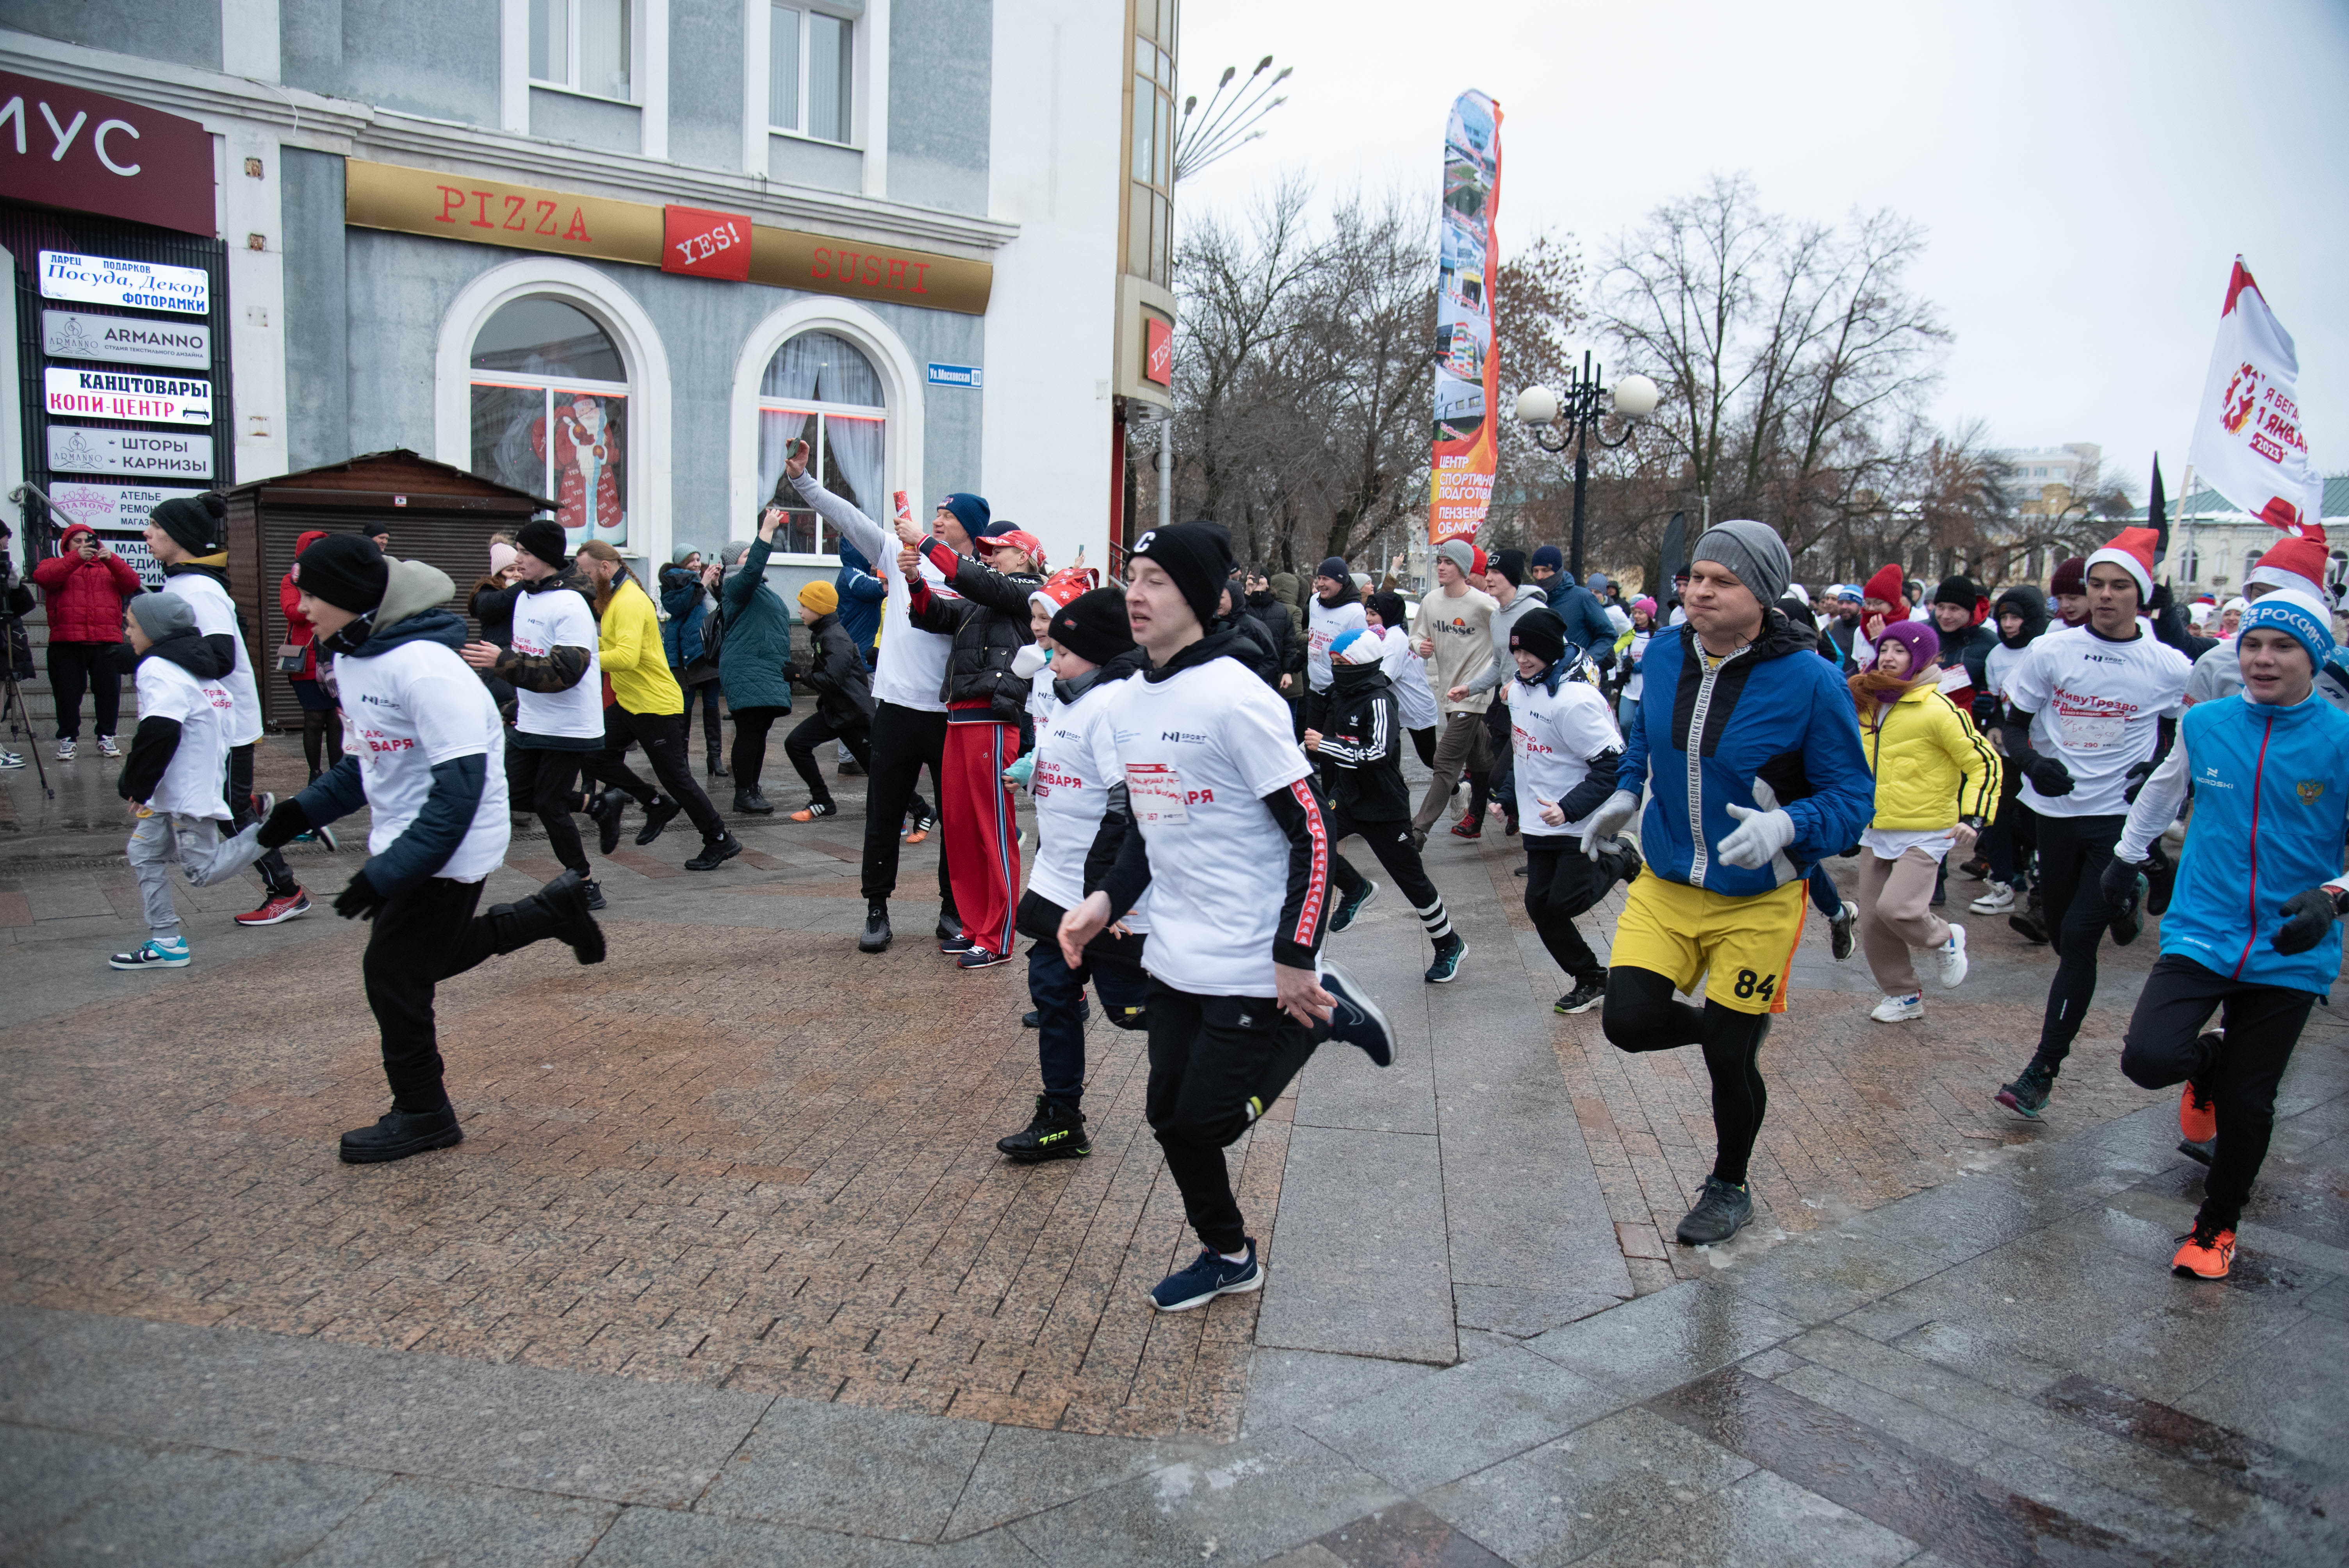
[1969,584,2049,920]
[1407,540,1499,846]
[781,580,879,821]
[1452,548,1550,836]
[1302,557,1367,785]
[1585,521,1874,1245]
[1057,521,1394,1312]
[2102,590,2349,1278]
[1307,629,1467,984]
[1365,590,1438,767]
[1991,527,2191,1118]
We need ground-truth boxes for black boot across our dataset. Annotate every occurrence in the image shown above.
[684,832,743,871]
[590,791,628,854]
[860,900,893,953]
[635,796,683,846]
[483,868,607,964]
[997,1095,1089,1162]
[734,786,773,815]
[707,744,730,780]
[339,1104,462,1165]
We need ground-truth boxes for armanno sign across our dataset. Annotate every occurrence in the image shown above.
[43,310,211,371]
[47,425,213,479]
[39,250,209,315]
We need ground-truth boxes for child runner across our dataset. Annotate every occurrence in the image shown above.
[781,580,879,821]
[1365,591,1438,768]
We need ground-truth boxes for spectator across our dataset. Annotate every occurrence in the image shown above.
[277,528,344,784]
[31,522,141,761]
[708,516,802,816]
[658,544,726,779]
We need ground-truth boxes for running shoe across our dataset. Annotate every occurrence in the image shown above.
[1995,1059,2057,1118]
[1871,992,1925,1023]
[1148,1240,1262,1312]
[339,1105,463,1165]
[0,750,21,769]
[2007,892,2049,946]
[1829,902,1858,962]
[1423,934,1467,984]
[235,888,311,926]
[580,878,606,912]
[634,796,683,846]
[940,933,975,955]
[2179,1079,2217,1144]
[788,800,837,822]
[1968,883,2016,915]
[1956,855,1991,882]
[110,936,190,970]
[590,791,628,854]
[860,902,892,953]
[2177,1137,2215,1167]
[903,809,936,845]
[1329,878,1379,934]
[1675,1176,1754,1245]
[1022,998,1092,1028]
[684,833,743,871]
[1602,841,1644,889]
[96,734,120,758]
[997,1095,1089,1162]
[312,819,340,852]
[1934,924,1969,988]
[1320,961,1395,1065]
[55,738,75,761]
[956,945,1012,969]
[2171,1219,2236,1280]
[1449,816,1483,840]
[1554,978,1605,1015]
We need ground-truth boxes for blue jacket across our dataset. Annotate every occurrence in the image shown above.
[657,565,707,666]
[2160,693,2349,994]
[1551,583,1618,669]
[834,539,886,656]
[1618,613,1875,896]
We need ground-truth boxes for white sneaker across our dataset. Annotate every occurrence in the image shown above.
[1871,992,1925,1023]
[96,734,120,758]
[1934,924,1969,988]
[1968,884,2015,915]
[55,738,75,761]
[0,750,22,770]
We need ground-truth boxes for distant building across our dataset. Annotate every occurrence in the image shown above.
[2147,476,2349,601]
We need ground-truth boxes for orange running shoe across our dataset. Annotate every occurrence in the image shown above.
[2171,1221,2235,1280]
[2178,1083,2217,1144]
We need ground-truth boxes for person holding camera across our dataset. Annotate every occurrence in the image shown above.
[32,522,142,762]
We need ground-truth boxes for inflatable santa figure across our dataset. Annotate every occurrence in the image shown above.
[534,394,626,547]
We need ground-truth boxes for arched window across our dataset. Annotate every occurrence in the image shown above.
[2177,544,2199,583]
[2244,547,2262,584]
[469,297,632,549]
[2330,551,2349,597]
[756,330,886,557]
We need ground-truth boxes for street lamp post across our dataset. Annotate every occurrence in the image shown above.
[1513,353,1659,581]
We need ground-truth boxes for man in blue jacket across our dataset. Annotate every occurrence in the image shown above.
[2103,590,2349,1281]
[834,538,887,664]
[1580,520,1874,1246]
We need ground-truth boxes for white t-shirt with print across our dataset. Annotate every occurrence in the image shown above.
[134,658,233,819]
[1381,625,1439,730]
[335,639,512,883]
[1027,677,1148,932]
[1110,655,1313,996]
[159,570,262,746]
[1510,676,1623,838]
[1306,596,1367,693]
[2003,624,2189,818]
[508,583,605,742]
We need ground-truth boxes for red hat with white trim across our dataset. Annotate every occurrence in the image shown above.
[2246,524,2333,608]
[1028,565,1090,617]
[2084,526,2159,601]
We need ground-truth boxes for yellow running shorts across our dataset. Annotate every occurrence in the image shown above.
[1610,874,1808,1016]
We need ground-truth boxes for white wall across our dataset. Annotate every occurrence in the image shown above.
[980,0,1126,577]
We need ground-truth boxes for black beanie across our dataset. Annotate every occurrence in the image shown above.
[292,533,390,613]
[1933,574,1978,609]
[1049,586,1137,666]
[149,492,226,556]
[1509,606,1568,667]
[1367,590,1408,633]
[517,518,569,570]
[1490,547,1528,588]
[1315,555,1350,584]
[1131,521,1232,633]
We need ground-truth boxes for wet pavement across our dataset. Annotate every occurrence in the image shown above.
[4,736,2346,1564]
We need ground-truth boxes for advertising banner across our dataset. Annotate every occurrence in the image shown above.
[662,205,754,280]
[42,480,194,587]
[1429,91,1502,547]
[2187,256,2324,533]
[43,309,212,371]
[39,250,209,315]
[46,425,213,479]
[44,365,212,426]
[0,70,217,236]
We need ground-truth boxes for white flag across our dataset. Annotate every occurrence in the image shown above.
[2188,257,2322,533]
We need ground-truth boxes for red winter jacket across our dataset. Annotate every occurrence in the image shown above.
[31,533,142,643]
[279,529,331,680]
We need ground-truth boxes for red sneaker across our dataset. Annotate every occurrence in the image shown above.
[2171,1221,2235,1280]
[1450,817,1483,840]
[235,888,311,926]
[2178,1082,2217,1144]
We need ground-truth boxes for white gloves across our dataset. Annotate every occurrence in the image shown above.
[1717,804,1796,870]
[1011,642,1052,679]
[1581,790,1641,859]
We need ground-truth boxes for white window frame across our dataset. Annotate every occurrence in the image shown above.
[528,0,641,103]
[765,1,861,144]
[729,296,924,567]
[434,259,674,568]
[743,0,886,192]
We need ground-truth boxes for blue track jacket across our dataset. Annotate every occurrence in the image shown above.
[1617,613,1875,896]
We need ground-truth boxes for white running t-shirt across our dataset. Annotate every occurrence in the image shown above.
[134,658,233,819]
[334,638,512,882]
[508,583,605,742]
[1027,677,1148,931]
[2002,624,2189,818]
[159,570,262,746]
[1381,625,1439,730]
[1110,654,1313,996]
[1510,676,1623,838]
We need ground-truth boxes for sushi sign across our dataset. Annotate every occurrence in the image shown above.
[44,366,212,426]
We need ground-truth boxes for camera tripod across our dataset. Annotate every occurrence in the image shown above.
[1,622,55,800]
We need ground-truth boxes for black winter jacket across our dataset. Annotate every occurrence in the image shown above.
[1246,589,1300,674]
[791,610,877,728]
[1315,659,1412,821]
[1221,606,1283,687]
[904,535,1043,723]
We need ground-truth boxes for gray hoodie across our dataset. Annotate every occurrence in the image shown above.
[1463,583,1551,695]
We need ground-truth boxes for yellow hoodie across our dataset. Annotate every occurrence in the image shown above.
[599,575,684,716]
[1859,681,2000,829]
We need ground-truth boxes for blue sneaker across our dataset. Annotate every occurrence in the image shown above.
[1329,878,1379,934]
[1319,959,1394,1067]
[1148,1239,1262,1312]
[110,937,189,970]
[1423,934,1467,984]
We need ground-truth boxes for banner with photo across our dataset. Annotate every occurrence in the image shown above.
[1429,90,1502,547]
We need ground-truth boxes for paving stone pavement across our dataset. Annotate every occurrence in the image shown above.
[5,736,2348,1563]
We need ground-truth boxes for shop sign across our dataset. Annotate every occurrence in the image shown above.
[44,481,194,587]
[926,362,983,389]
[43,309,211,371]
[344,159,992,316]
[0,71,216,236]
[44,365,212,426]
[663,205,752,280]
[46,424,213,479]
[39,250,209,315]
[1144,317,1173,386]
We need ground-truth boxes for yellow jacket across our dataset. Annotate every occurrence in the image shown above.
[599,575,684,716]
[1859,682,2000,829]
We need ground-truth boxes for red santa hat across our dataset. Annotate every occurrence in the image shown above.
[2245,524,2333,608]
[1028,565,1091,618]
[2084,527,2158,602]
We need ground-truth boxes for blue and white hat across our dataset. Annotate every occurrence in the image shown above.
[1328,627,1378,663]
[2237,589,2334,671]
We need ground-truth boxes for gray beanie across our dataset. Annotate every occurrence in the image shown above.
[127,590,196,642]
[1436,539,1476,576]
[1691,520,1791,607]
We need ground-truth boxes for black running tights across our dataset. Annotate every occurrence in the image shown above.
[2032,811,2124,1067]
[1602,966,1772,1186]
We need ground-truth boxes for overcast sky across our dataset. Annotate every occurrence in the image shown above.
[1175,0,2349,504]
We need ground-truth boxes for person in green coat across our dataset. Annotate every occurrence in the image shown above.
[707,515,797,813]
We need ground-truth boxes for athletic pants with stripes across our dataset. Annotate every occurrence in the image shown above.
[939,713,1021,957]
[1326,809,1451,945]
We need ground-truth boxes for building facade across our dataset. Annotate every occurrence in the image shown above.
[2,0,1174,615]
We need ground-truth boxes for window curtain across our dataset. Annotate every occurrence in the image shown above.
[756,333,887,543]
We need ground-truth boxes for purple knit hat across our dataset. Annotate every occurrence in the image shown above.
[1876,618,1940,670]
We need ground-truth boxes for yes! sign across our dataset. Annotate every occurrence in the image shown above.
[662,205,752,282]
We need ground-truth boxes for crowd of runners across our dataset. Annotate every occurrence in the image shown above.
[24,461,2349,1307]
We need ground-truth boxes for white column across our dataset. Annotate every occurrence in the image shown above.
[220,0,281,82]
[220,129,290,484]
[742,0,770,175]
[639,0,670,160]
[860,0,888,199]
[501,0,531,134]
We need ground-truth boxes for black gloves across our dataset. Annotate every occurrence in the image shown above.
[2023,752,2075,796]
[2121,759,2155,805]
[333,868,390,921]
[2273,887,2349,956]
[2100,855,2147,946]
[1970,691,2001,728]
[255,796,312,850]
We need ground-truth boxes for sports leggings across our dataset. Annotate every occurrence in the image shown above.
[1602,966,1772,1186]
[2031,812,2124,1067]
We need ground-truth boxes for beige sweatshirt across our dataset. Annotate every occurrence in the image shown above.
[1418,586,1498,716]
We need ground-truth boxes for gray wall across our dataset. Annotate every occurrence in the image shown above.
[280,148,351,473]
[666,0,744,171]
[9,0,220,71]
[770,134,859,195]
[281,0,503,126]
[886,0,990,216]
[530,87,642,155]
